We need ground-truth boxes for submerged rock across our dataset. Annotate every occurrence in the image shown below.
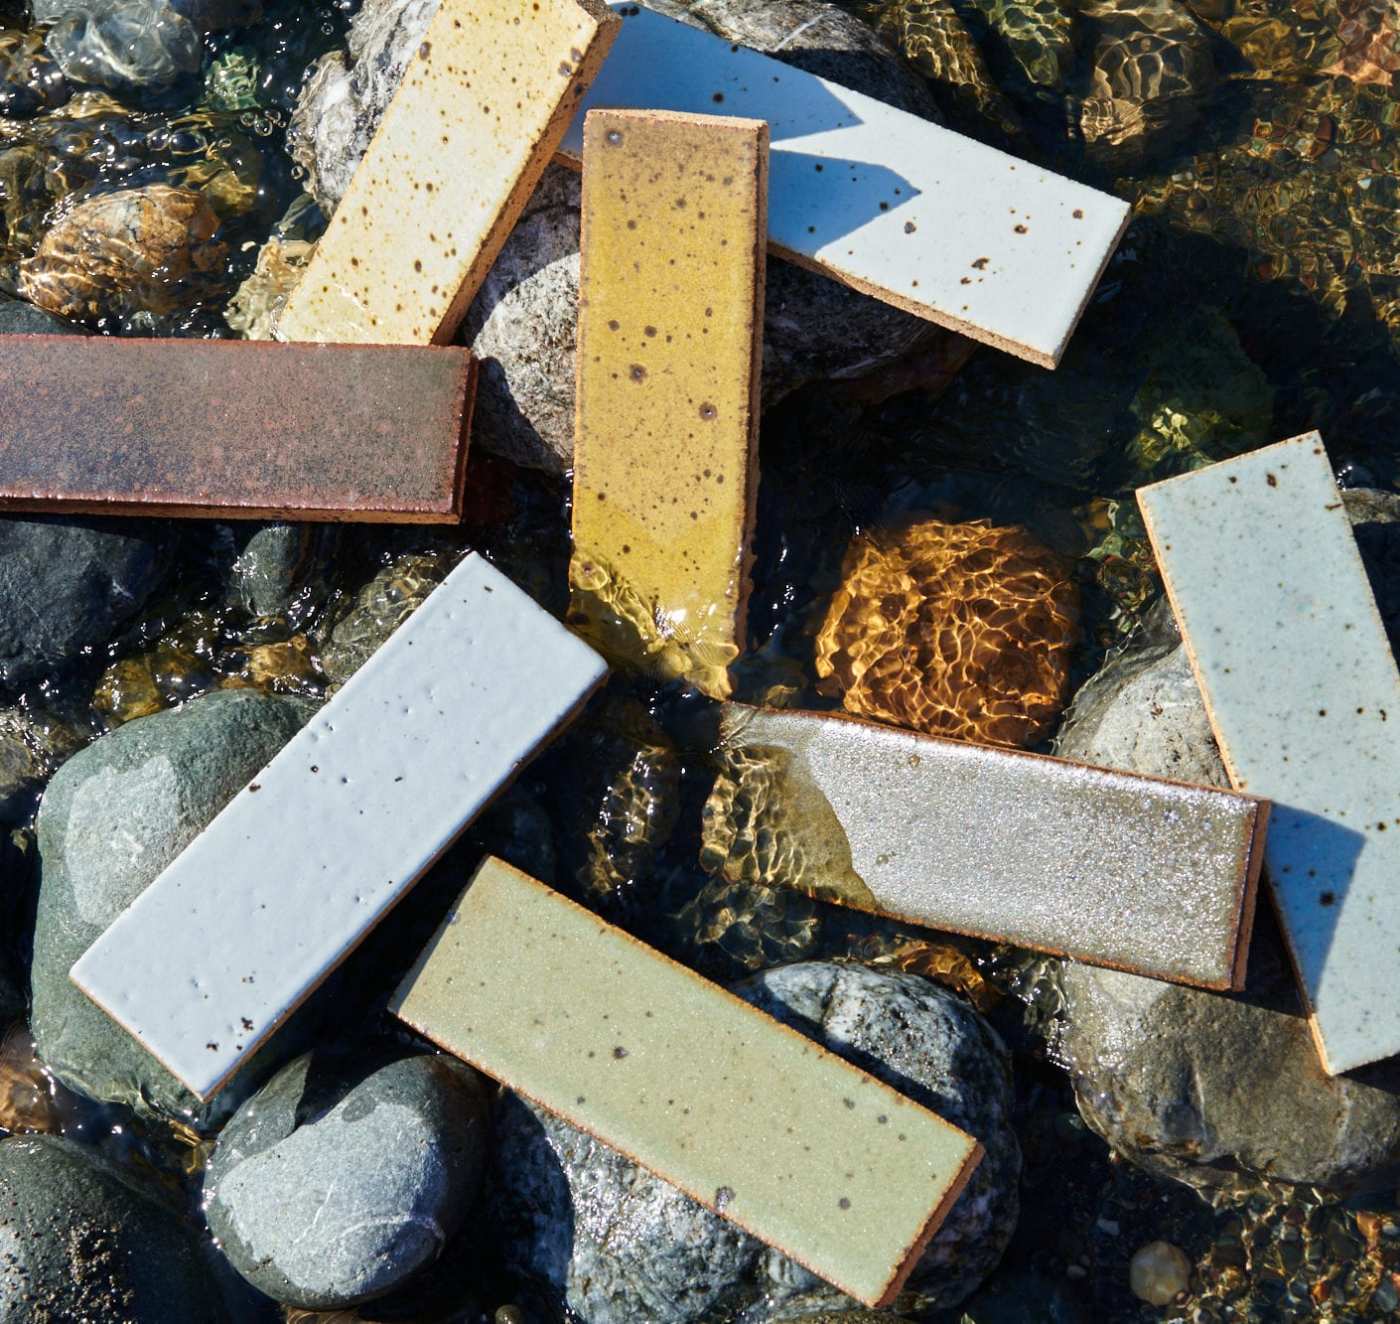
[0,706,84,823]
[45,0,202,93]
[19,183,228,322]
[0,516,165,690]
[0,293,86,334]
[0,1134,228,1322]
[0,27,70,117]
[226,521,338,622]
[206,1047,490,1309]
[30,690,314,1130]
[490,962,1019,1322]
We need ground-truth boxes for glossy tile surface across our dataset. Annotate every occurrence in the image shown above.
[556,3,1129,367]
[1139,433,1400,1074]
[0,337,474,522]
[716,705,1267,989]
[276,0,618,345]
[71,555,607,1101]
[569,109,765,699]
[391,856,981,1308]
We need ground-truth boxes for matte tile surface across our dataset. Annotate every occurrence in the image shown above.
[71,555,607,1100]
[1139,434,1400,1074]
[557,3,1130,367]
[716,705,1268,989]
[0,337,474,522]
[569,109,765,699]
[276,0,619,345]
[391,855,982,1308]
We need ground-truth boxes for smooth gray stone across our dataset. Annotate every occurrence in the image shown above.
[0,295,86,335]
[45,0,202,92]
[0,1134,228,1323]
[30,690,315,1131]
[0,517,165,691]
[488,962,1019,1323]
[227,522,337,621]
[206,1047,490,1309]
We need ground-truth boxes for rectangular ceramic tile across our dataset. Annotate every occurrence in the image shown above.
[555,3,1130,368]
[714,704,1268,990]
[568,109,766,699]
[391,855,981,1308]
[274,0,619,346]
[71,555,607,1100]
[1139,434,1400,1074]
[0,337,475,522]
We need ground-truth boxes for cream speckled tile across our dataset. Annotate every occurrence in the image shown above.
[714,704,1268,990]
[71,554,607,1101]
[569,109,766,699]
[276,0,619,345]
[1139,433,1400,1075]
[391,855,982,1309]
[556,3,1129,367]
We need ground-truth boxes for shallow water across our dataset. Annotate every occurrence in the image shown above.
[3,0,1400,1321]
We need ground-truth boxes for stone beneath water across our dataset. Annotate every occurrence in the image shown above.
[226,521,338,622]
[283,0,939,473]
[44,0,203,92]
[0,516,165,691]
[0,27,70,117]
[815,518,1080,747]
[0,1134,229,1322]
[30,690,315,1131]
[19,183,228,323]
[0,705,84,824]
[0,293,86,335]
[1128,1239,1191,1306]
[488,962,1019,1322]
[205,1047,490,1309]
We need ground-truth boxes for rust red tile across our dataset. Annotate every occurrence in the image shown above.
[0,336,476,523]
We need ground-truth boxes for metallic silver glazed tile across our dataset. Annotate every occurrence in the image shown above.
[391,855,982,1309]
[715,705,1268,990]
[70,554,607,1101]
[1139,432,1400,1075]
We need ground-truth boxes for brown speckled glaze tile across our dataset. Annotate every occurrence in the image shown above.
[275,0,619,346]
[0,336,475,522]
[391,856,982,1309]
[569,109,766,699]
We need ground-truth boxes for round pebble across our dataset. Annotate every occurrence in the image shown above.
[1129,1240,1192,1305]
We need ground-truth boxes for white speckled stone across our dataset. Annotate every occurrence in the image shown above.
[1140,433,1400,1076]
[70,553,607,1101]
[557,3,1130,367]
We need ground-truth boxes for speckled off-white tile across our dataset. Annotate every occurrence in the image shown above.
[569,109,766,699]
[275,0,619,345]
[70,554,607,1101]
[391,856,982,1309]
[555,3,1129,368]
[716,705,1268,990]
[1139,433,1400,1075]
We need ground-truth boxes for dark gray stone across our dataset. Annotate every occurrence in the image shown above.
[31,690,315,1130]
[489,962,1019,1322]
[168,0,261,28]
[0,706,84,824]
[206,1047,490,1309]
[0,516,166,691]
[228,522,338,621]
[0,295,86,335]
[0,1134,228,1323]
[45,0,202,92]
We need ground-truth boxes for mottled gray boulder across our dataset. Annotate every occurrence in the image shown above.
[0,1134,228,1322]
[45,0,202,92]
[490,962,1019,1322]
[31,690,314,1130]
[0,295,86,335]
[0,517,166,691]
[287,0,940,472]
[206,1047,490,1309]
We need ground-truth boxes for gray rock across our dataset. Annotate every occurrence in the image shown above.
[31,689,314,1130]
[0,517,166,691]
[206,1047,490,1309]
[228,522,338,621]
[0,1133,228,1322]
[288,0,939,473]
[0,706,84,823]
[168,0,261,29]
[490,962,1019,1322]
[0,295,86,335]
[45,0,202,93]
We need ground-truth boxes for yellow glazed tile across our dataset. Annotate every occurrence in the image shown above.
[391,856,982,1309]
[569,109,767,699]
[275,0,619,346]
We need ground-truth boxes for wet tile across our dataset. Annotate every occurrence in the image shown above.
[556,3,1130,368]
[0,336,474,522]
[70,555,607,1101]
[1139,433,1400,1075]
[391,855,982,1308]
[714,704,1268,990]
[568,109,766,699]
[275,0,619,346]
